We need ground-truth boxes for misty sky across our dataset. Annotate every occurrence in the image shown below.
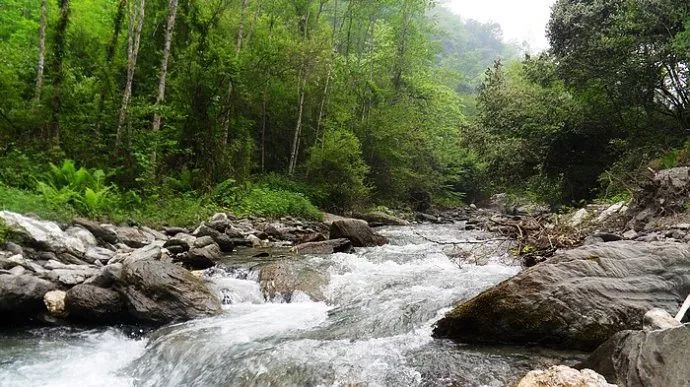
[443,0,556,52]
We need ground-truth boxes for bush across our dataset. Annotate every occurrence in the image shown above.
[234,187,322,220]
[36,160,116,217]
[306,130,369,212]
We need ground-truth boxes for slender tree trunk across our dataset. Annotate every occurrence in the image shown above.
[236,0,249,56]
[34,0,48,104]
[315,65,331,145]
[152,0,178,133]
[150,0,178,173]
[116,0,146,149]
[244,0,262,47]
[288,74,307,175]
[50,0,71,145]
[260,86,268,172]
[95,0,127,133]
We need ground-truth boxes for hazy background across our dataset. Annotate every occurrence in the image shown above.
[443,0,556,52]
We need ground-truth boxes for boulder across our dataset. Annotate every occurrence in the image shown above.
[164,233,194,251]
[581,325,690,386]
[65,284,125,323]
[293,238,353,255]
[643,308,681,331]
[180,244,222,270]
[212,233,235,253]
[224,226,245,239]
[517,365,614,387]
[162,226,188,236]
[121,244,162,265]
[258,261,328,302]
[0,211,85,255]
[115,227,153,248]
[569,208,590,228]
[0,274,57,321]
[193,235,216,248]
[354,211,409,226]
[43,290,67,318]
[329,219,388,247]
[433,241,690,350]
[74,218,119,243]
[120,259,222,323]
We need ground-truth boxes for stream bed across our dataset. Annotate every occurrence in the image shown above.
[0,225,585,386]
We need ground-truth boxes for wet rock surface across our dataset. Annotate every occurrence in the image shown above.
[434,241,690,350]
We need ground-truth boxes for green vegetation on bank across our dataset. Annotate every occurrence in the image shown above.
[1,0,688,222]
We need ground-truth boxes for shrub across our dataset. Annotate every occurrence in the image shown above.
[36,160,116,216]
[234,187,322,220]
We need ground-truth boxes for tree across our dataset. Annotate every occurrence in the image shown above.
[50,0,71,145]
[33,0,48,104]
[116,0,146,148]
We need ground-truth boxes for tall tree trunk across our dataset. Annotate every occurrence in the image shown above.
[49,0,71,146]
[314,65,331,145]
[288,74,307,175]
[236,0,249,56]
[95,0,127,133]
[34,0,48,104]
[244,0,262,47]
[260,86,267,172]
[150,0,178,172]
[115,0,146,149]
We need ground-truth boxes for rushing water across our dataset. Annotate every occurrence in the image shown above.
[0,225,585,387]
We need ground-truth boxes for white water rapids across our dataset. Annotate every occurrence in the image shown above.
[0,225,584,386]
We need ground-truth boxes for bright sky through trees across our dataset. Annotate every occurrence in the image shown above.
[444,0,556,52]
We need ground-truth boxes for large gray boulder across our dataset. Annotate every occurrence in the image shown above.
[581,325,690,386]
[74,218,119,244]
[0,211,85,256]
[329,219,388,247]
[433,241,690,350]
[0,274,57,321]
[258,261,328,302]
[120,259,222,324]
[65,284,126,323]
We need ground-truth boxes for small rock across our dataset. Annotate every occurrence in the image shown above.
[45,266,100,286]
[182,244,222,270]
[74,218,118,244]
[293,238,353,255]
[121,244,162,265]
[44,290,67,318]
[84,246,115,264]
[569,208,589,227]
[85,263,123,288]
[224,226,244,239]
[8,266,26,275]
[517,365,614,387]
[4,242,23,255]
[622,229,638,239]
[193,236,216,248]
[193,224,221,239]
[643,308,681,331]
[163,226,188,236]
[65,226,98,248]
[116,227,153,248]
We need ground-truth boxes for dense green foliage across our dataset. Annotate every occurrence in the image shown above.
[1,0,507,219]
[467,0,690,204]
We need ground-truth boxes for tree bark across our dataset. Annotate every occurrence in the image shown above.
[151,0,178,134]
[116,0,146,149]
[236,0,249,56]
[49,0,71,145]
[288,74,307,175]
[34,0,48,104]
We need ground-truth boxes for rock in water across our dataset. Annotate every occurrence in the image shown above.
[433,241,690,350]
[517,365,615,387]
[354,211,409,226]
[65,284,125,323]
[582,325,690,386]
[0,274,57,322]
[292,238,353,254]
[120,260,221,324]
[329,219,388,247]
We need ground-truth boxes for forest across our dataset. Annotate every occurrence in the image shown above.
[0,0,688,225]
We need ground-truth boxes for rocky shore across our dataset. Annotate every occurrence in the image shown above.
[0,210,397,326]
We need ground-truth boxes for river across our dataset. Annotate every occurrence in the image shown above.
[0,224,584,386]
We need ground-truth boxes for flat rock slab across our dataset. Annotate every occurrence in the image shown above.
[434,241,690,350]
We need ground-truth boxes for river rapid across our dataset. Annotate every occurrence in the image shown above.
[0,224,584,387]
